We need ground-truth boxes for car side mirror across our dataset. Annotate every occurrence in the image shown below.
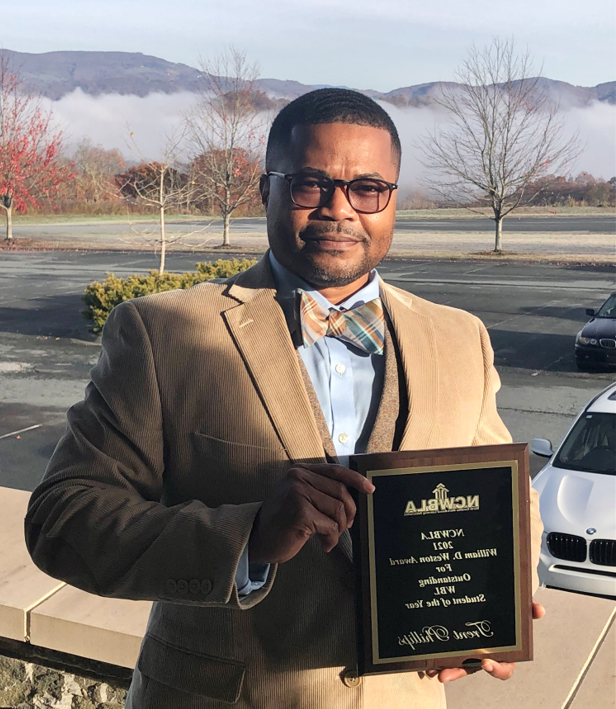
[531,438,554,457]
[586,308,596,317]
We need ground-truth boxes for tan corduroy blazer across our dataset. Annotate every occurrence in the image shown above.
[25,256,542,709]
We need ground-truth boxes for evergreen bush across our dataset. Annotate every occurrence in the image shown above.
[82,258,257,333]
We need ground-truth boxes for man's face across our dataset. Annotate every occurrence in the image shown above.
[261,122,398,288]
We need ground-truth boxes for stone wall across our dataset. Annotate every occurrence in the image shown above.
[0,641,131,709]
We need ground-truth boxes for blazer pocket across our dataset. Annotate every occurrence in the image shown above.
[138,633,245,704]
[192,432,288,473]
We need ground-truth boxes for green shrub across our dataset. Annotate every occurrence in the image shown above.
[194,258,259,279]
[82,258,257,333]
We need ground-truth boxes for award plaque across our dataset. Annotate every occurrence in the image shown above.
[349,443,533,675]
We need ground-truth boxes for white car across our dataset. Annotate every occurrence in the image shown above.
[531,382,616,598]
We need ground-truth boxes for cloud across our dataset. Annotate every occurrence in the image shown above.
[47,89,616,182]
[561,102,616,179]
[378,103,446,188]
[383,100,616,186]
[47,89,199,161]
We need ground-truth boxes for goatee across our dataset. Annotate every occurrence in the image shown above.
[296,223,374,287]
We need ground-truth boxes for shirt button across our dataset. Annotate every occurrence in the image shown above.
[341,670,362,688]
[338,433,350,444]
[335,363,346,375]
[201,579,213,595]
[177,579,188,594]
[165,579,177,593]
[189,579,201,594]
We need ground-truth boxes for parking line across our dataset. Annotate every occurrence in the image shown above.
[561,606,616,709]
[0,424,42,440]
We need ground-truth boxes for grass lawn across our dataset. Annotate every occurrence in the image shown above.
[13,205,615,226]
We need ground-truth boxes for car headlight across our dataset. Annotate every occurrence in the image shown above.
[576,335,597,346]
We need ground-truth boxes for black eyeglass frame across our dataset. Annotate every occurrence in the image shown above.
[266,171,398,214]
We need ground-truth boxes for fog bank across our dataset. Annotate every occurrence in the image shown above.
[48,89,616,184]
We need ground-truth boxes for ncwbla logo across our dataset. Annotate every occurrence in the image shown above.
[404,483,480,516]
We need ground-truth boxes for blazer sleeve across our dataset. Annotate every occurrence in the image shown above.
[24,300,276,609]
[472,318,543,593]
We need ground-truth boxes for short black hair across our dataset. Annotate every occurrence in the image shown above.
[265,88,401,174]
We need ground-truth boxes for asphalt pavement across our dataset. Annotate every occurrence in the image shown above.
[0,251,614,491]
[393,215,616,232]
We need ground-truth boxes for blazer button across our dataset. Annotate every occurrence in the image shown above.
[165,579,177,593]
[189,579,201,594]
[201,579,212,595]
[177,579,189,594]
[341,670,361,688]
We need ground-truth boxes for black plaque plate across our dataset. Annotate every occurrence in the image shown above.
[350,443,533,674]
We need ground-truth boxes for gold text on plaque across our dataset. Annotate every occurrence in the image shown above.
[404,483,480,516]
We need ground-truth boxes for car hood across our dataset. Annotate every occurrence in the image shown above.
[532,465,616,537]
[581,318,616,339]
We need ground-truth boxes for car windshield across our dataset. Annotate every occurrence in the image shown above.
[595,294,616,318]
[555,412,615,475]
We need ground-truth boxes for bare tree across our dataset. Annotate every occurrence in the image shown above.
[419,38,581,252]
[72,138,126,207]
[187,49,266,247]
[117,131,213,274]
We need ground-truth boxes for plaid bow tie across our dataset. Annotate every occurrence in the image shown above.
[298,290,385,355]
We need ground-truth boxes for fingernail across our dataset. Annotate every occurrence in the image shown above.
[483,661,494,672]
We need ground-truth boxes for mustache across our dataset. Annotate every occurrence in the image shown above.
[299,223,369,243]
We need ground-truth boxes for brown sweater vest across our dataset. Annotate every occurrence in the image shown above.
[296,315,408,562]
[296,315,408,458]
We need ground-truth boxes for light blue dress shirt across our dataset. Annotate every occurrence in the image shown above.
[235,252,385,596]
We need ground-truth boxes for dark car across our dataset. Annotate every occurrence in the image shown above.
[575,292,616,369]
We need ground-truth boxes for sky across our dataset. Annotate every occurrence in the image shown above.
[3,0,615,91]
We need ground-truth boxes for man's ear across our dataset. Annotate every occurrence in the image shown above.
[259,173,269,209]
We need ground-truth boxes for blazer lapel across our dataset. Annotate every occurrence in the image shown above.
[223,260,325,463]
[380,280,440,450]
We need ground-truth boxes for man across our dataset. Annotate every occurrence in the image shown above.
[25,89,543,709]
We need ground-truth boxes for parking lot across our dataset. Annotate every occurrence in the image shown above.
[0,250,614,490]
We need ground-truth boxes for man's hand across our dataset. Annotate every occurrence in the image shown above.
[249,463,375,564]
[427,601,546,683]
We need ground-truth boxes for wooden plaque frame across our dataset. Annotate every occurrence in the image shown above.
[350,443,533,675]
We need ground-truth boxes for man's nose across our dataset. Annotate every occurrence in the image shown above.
[317,184,356,220]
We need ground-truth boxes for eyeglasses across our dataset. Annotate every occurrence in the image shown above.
[267,171,398,214]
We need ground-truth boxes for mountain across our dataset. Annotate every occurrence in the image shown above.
[1,49,614,107]
[0,50,203,99]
